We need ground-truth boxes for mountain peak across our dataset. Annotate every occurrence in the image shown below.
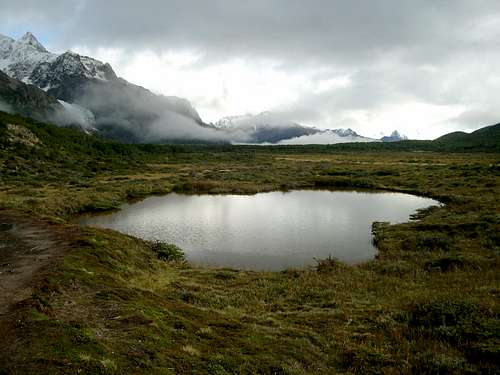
[331,128,359,137]
[20,32,37,42]
[381,130,408,142]
[391,130,401,137]
[18,32,47,52]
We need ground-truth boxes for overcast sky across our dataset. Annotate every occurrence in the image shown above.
[1,0,499,139]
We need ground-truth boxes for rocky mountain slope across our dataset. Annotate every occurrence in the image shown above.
[0,69,63,121]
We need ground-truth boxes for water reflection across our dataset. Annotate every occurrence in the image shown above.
[79,190,438,270]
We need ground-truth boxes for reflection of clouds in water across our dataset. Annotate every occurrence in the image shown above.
[81,191,439,270]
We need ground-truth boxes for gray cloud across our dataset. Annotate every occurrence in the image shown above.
[447,108,500,131]
[51,100,97,130]
[70,81,250,143]
[1,1,498,64]
[1,1,499,138]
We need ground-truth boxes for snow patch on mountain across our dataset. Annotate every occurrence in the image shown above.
[215,112,306,130]
[0,32,56,82]
[0,35,15,60]
[0,32,116,87]
[330,128,360,137]
[31,51,117,90]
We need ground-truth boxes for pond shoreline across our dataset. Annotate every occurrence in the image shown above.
[77,190,440,271]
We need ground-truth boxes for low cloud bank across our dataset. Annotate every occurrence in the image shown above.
[51,100,97,131]
[71,81,250,143]
[278,131,378,145]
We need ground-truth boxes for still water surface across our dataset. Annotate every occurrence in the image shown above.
[79,190,438,270]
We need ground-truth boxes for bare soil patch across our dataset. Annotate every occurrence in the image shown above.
[0,212,73,315]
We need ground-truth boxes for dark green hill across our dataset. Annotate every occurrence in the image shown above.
[470,122,500,138]
[434,123,500,151]
[0,111,160,185]
[435,131,469,142]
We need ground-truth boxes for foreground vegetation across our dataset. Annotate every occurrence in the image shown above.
[0,112,499,374]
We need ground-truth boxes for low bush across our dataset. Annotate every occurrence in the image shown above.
[315,256,346,273]
[408,299,477,329]
[404,233,454,251]
[151,241,185,262]
[425,255,466,272]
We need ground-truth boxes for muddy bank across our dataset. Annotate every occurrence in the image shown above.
[0,212,72,315]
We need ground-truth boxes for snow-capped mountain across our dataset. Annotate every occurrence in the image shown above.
[330,128,360,137]
[31,51,117,92]
[0,32,115,88]
[214,112,319,143]
[381,130,408,142]
[214,112,307,130]
[0,32,56,82]
[214,112,380,144]
[0,32,206,143]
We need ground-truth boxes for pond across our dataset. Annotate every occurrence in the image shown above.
[79,190,439,270]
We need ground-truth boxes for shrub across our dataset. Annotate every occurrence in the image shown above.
[467,339,500,366]
[151,241,185,262]
[416,233,453,251]
[425,256,466,272]
[315,256,346,273]
[408,299,477,329]
[411,351,470,374]
[314,176,375,189]
[374,169,399,176]
[405,298,500,370]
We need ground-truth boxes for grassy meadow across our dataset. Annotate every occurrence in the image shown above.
[0,112,499,374]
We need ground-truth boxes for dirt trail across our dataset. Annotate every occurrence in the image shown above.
[0,212,70,315]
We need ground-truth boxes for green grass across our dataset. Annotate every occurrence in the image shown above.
[0,112,499,373]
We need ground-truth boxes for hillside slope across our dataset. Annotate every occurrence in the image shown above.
[435,123,500,151]
[0,70,62,121]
